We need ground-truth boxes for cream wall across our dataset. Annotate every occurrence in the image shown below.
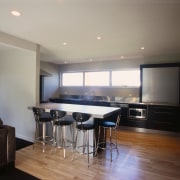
[40,62,60,101]
[0,32,39,141]
[58,57,180,99]
[58,59,143,99]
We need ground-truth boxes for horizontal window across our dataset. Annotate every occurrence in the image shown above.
[85,71,109,86]
[61,69,140,87]
[62,72,83,86]
[112,70,140,87]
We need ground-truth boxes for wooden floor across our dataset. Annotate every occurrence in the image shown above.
[16,129,180,180]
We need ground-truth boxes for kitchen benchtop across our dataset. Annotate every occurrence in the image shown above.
[111,101,180,106]
[49,97,180,107]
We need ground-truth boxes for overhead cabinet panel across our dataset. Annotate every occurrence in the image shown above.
[141,65,179,104]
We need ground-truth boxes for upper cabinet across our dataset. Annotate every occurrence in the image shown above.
[140,63,180,105]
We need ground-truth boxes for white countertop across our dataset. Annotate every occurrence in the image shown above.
[29,103,120,119]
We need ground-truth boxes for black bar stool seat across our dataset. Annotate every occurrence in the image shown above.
[97,111,121,161]
[40,112,52,121]
[72,112,97,167]
[55,120,73,126]
[50,110,74,158]
[76,123,95,130]
[32,107,54,152]
[98,121,116,127]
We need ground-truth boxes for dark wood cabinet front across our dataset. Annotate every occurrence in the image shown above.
[119,107,128,125]
[147,105,180,132]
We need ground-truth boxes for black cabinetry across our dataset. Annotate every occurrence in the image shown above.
[120,104,148,128]
[119,107,128,126]
[122,116,148,128]
[120,103,180,132]
[49,98,110,107]
[148,105,180,132]
[49,97,180,132]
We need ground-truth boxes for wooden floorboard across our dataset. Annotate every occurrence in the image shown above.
[16,129,180,180]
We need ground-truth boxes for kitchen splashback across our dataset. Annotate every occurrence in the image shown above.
[58,94,139,103]
[114,96,139,103]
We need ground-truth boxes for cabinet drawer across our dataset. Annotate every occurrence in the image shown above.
[148,106,178,120]
[148,105,180,132]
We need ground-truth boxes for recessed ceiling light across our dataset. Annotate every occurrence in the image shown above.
[141,46,145,50]
[63,42,67,46]
[97,36,102,40]
[11,10,21,17]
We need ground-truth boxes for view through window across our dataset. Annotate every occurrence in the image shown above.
[85,71,109,86]
[112,70,140,87]
[62,69,140,87]
[62,72,83,86]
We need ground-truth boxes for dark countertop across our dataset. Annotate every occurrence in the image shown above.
[49,97,180,107]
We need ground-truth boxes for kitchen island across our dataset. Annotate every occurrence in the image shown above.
[29,102,120,119]
[29,102,121,150]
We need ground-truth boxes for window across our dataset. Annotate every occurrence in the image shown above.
[62,72,83,86]
[112,70,140,87]
[85,71,109,86]
[61,69,140,87]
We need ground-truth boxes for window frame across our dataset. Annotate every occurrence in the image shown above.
[61,68,140,88]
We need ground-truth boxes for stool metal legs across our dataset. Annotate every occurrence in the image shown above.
[53,124,74,158]
[73,129,97,166]
[34,121,53,152]
[42,122,46,152]
[97,126,119,161]
[87,130,90,165]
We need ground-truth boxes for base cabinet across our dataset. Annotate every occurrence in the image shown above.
[147,105,180,132]
[120,107,148,128]
[120,104,180,132]
[49,98,180,132]
[124,118,148,128]
[119,107,128,126]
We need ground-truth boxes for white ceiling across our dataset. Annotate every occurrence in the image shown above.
[0,0,180,64]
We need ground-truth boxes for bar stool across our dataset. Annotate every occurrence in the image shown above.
[32,107,54,152]
[96,111,121,161]
[50,109,74,158]
[72,112,97,166]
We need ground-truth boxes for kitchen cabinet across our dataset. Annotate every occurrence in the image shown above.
[119,103,180,132]
[119,107,128,126]
[140,63,180,105]
[109,102,128,125]
[147,105,180,132]
[127,103,147,128]
[49,97,180,132]
[120,103,148,128]
[122,117,148,128]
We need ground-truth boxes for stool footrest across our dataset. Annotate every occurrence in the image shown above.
[35,136,53,142]
[98,142,117,150]
[75,145,97,155]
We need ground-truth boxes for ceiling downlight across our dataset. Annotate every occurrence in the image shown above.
[11,10,21,17]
